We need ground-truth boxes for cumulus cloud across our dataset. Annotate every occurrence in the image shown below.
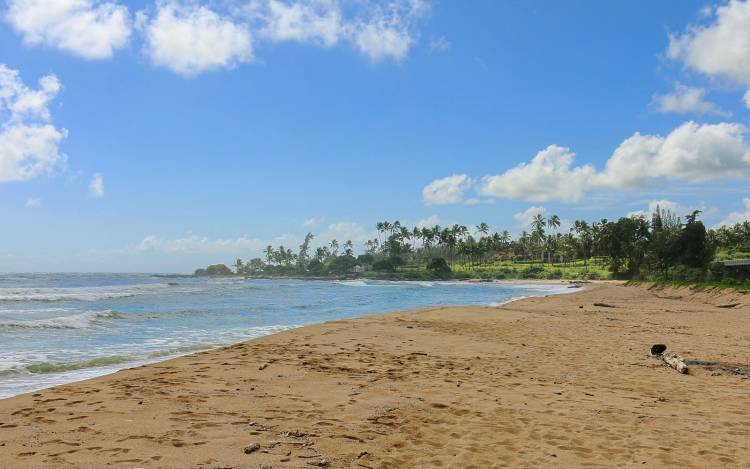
[5,0,131,59]
[667,0,750,85]
[595,121,750,188]
[744,90,750,109]
[479,145,595,203]
[89,173,104,197]
[352,0,428,62]
[650,83,728,116]
[0,64,67,182]
[422,174,472,205]
[627,199,682,219]
[247,0,430,62]
[250,0,342,46]
[5,0,431,73]
[463,197,494,206]
[513,206,546,228]
[717,198,750,227]
[428,121,750,205]
[139,1,253,76]
[415,214,440,228]
[319,221,372,244]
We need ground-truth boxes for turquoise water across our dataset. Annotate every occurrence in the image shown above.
[0,273,570,398]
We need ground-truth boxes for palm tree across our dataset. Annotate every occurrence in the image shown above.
[476,222,489,237]
[531,214,546,261]
[547,215,560,262]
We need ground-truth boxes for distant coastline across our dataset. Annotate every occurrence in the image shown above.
[195,208,750,287]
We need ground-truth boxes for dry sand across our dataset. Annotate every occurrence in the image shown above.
[1,282,749,468]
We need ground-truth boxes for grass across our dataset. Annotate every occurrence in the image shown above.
[449,259,611,280]
[359,258,612,281]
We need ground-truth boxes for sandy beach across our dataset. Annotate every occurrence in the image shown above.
[1,282,749,468]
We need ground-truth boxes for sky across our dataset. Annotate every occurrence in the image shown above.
[2,0,750,272]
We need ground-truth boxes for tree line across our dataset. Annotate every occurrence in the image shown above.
[196,205,749,283]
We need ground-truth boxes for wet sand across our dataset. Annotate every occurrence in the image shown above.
[1,282,749,468]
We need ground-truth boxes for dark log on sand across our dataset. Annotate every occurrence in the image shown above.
[662,351,688,374]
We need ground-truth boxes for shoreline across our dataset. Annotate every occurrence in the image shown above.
[2,282,749,467]
[0,279,578,400]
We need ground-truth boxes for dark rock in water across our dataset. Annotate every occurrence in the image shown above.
[167,282,179,286]
[650,344,667,357]
[243,443,261,454]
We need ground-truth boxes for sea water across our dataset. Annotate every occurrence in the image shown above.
[0,273,570,398]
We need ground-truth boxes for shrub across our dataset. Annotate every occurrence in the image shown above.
[195,264,233,276]
[372,259,395,272]
[328,255,358,274]
[426,258,451,276]
[521,265,544,279]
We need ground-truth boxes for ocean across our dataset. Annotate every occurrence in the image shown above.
[0,273,571,398]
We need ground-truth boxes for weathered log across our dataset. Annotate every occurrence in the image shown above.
[662,351,688,374]
[593,302,615,308]
[717,303,740,309]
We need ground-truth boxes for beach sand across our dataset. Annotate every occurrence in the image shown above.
[1,282,749,468]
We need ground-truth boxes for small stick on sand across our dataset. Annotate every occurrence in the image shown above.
[662,351,688,374]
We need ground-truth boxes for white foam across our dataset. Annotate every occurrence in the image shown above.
[0,310,124,330]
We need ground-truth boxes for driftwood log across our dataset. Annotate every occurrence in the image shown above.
[662,351,688,374]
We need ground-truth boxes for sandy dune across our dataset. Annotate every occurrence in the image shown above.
[1,282,750,468]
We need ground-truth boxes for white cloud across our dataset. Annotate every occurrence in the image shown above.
[513,206,546,228]
[595,121,750,187]
[89,173,104,197]
[428,35,450,53]
[650,83,728,116]
[422,174,472,205]
[431,121,750,205]
[352,0,430,62]
[251,0,342,46]
[140,1,253,76]
[628,199,682,219]
[463,197,494,206]
[0,64,67,182]
[25,197,41,208]
[717,198,750,226]
[744,90,750,109]
[5,0,131,59]
[667,0,750,85]
[479,145,595,203]
[241,0,429,62]
[415,214,440,228]
[319,221,371,244]
[303,217,324,228]
[137,233,267,253]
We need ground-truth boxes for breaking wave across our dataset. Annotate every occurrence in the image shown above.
[0,310,126,330]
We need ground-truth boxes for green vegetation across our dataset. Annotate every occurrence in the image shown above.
[195,264,234,276]
[195,206,750,285]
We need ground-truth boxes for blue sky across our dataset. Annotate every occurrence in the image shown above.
[2,0,750,272]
